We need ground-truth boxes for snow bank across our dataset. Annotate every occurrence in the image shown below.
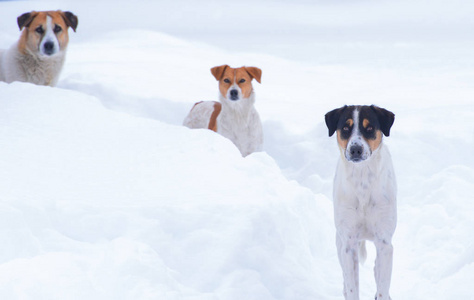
[0,82,338,299]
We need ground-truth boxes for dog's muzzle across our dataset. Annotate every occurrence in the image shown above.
[43,41,56,56]
[348,145,364,162]
[229,89,239,101]
[345,137,370,163]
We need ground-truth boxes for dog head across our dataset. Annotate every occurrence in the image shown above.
[325,105,395,163]
[210,65,262,102]
[17,10,78,56]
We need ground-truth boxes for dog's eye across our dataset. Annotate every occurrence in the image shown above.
[239,79,246,83]
[367,126,373,132]
[54,25,62,33]
[343,126,350,131]
[35,26,44,34]
[223,79,231,83]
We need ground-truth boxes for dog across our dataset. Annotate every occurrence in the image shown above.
[325,105,397,300]
[0,10,78,86]
[183,65,263,157]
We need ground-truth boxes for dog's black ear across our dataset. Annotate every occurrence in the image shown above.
[17,11,37,30]
[325,106,347,137]
[210,65,229,81]
[371,105,395,136]
[61,11,78,32]
[245,66,262,83]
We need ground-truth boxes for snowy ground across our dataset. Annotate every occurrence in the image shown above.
[0,0,473,299]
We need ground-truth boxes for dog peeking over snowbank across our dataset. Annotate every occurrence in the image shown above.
[183,65,263,157]
[0,10,78,86]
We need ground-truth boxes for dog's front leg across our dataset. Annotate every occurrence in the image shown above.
[374,238,393,300]
[337,233,360,300]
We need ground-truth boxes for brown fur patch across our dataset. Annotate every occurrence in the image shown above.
[346,119,354,127]
[244,66,262,83]
[212,65,261,99]
[208,102,222,132]
[218,66,234,98]
[210,65,229,81]
[17,11,71,54]
[362,118,370,128]
[234,67,254,98]
[336,130,349,151]
[366,130,382,151]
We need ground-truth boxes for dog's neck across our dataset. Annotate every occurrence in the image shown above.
[339,144,385,202]
[218,91,256,122]
[216,91,262,157]
[14,42,66,86]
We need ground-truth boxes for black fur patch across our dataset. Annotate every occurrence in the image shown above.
[17,12,35,30]
[325,105,395,138]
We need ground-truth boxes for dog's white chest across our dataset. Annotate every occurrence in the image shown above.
[334,146,397,239]
[347,162,378,210]
[1,44,65,86]
[217,107,263,157]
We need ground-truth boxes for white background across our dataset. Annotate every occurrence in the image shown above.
[0,0,473,299]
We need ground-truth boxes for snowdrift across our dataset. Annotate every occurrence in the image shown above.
[0,82,338,299]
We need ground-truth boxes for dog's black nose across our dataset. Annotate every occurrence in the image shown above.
[43,41,55,55]
[229,89,239,100]
[350,145,363,159]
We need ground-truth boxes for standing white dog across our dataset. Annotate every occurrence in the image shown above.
[183,65,263,157]
[325,105,397,300]
[0,10,78,86]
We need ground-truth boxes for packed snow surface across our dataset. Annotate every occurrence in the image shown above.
[0,0,473,299]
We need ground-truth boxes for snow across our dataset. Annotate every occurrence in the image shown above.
[0,0,473,299]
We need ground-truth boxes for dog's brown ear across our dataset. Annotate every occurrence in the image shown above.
[61,11,78,32]
[210,65,229,81]
[325,106,347,137]
[17,11,37,30]
[245,67,262,83]
[371,105,395,136]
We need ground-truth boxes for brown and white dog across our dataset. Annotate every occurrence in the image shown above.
[0,10,78,86]
[325,105,397,300]
[183,65,263,157]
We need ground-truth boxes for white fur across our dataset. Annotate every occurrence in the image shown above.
[183,101,216,129]
[183,90,263,157]
[333,112,397,300]
[39,16,60,57]
[217,91,263,157]
[0,16,66,86]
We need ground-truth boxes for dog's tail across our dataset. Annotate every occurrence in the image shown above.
[358,241,367,265]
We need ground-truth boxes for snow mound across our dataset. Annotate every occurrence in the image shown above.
[0,82,337,299]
